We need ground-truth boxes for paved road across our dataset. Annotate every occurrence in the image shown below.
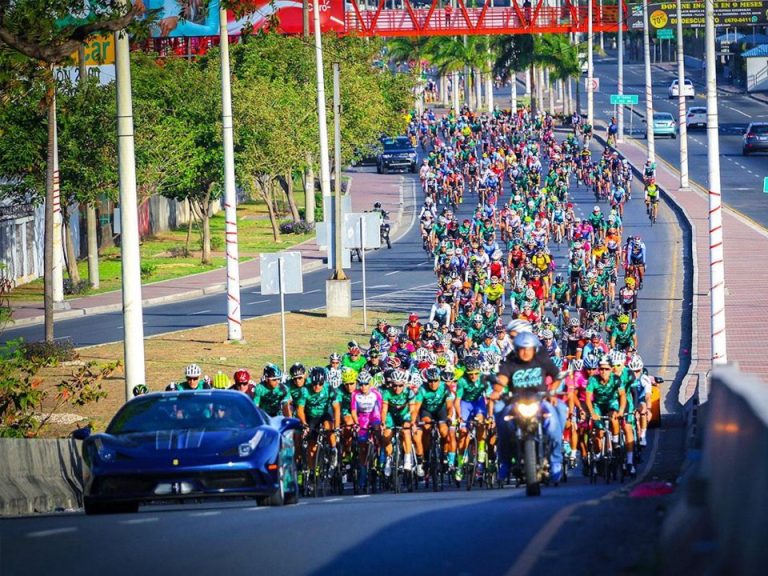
[0,138,687,575]
[592,56,768,228]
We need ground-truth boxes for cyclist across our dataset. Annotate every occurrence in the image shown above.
[253,363,292,418]
[166,364,211,391]
[454,356,488,480]
[618,277,639,321]
[342,341,367,372]
[610,314,638,352]
[230,368,257,400]
[627,355,653,447]
[350,370,383,491]
[381,368,418,476]
[297,366,341,470]
[412,366,456,478]
[327,353,343,388]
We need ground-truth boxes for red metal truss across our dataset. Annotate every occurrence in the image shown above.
[344,0,626,37]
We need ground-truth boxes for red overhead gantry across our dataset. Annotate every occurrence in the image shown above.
[344,0,625,37]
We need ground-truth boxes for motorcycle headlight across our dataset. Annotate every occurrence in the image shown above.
[516,401,540,419]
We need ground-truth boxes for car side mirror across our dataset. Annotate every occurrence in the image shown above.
[279,417,303,433]
[654,376,664,384]
[72,426,91,440]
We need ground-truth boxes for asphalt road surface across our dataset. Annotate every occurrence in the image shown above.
[0,137,687,576]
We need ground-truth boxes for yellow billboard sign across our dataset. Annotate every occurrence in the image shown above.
[71,35,115,66]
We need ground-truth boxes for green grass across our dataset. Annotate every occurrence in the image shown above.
[9,190,317,302]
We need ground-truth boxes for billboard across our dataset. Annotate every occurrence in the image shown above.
[627,1,768,30]
[145,0,345,37]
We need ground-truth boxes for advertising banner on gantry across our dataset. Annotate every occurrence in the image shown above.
[144,0,345,37]
[627,1,768,30]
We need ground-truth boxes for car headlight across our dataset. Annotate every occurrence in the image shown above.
[408,152,417,158]
[95,439,117,462]
[238,430,265,457]
[517,401,540,419]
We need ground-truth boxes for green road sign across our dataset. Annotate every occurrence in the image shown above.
[657,29,674,40]
[610,94,639,105]
[763,177,768,193]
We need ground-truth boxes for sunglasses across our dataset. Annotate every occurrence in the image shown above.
[392,384,405,388]
[466,371,480,376]
[599,368,612,372]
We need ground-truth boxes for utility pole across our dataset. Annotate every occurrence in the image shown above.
[304,0,315,224]
[219,5,242,342]
[676,0,689,189]
[643,0,655,163]
[51,94,65,308]
[114,24,146,398]
[705,0,727,364]
[326,62,351,317]
[617,0,624,142]
[587,0,594,126]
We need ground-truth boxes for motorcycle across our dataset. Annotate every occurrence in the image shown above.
[502,391,551,497]
[377,208,392,249]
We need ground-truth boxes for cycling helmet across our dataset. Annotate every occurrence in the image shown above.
[289,363,306,378]
[554,274,564,284]
[569,318,580,327]
[341,366,358,385]
[398,334,410,344]
[464,356,482,371]
[185,364,202,378]
[309,366,328,386]
[626,277,636,288]
[435,355,449,368]
[610,350,626,366]
[506,319,533,333]
[483,331,494,341]
[473,313,483,323]
[415,347,431,362]
[485,351,501,366]
[367,348,381,359]
[132,384,149,396]
[513,331,541,352]
[540,329,554,340]
[484,304,495,314]
[583,354,599,370]
[408,312,419,322]
[423,367,441,381]
[234,369,251,384]
[329,352,342,362]
[618,314,630,324]
[388,355,402,369]
[441,367,456,381]
[593,206,600,213]
[628,355,644,371]
[374,201,382,209]
[357,370,373,385]
[263,363,283,380]
[571,358,584,371]
[424,322,435,332]
[386,327,399,337]
[392,369,410,384]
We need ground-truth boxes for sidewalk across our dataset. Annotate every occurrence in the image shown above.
[7,168,407,329]
[614,134,768,388]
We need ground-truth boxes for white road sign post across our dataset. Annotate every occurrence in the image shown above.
[344,212,381,331]
[260,252,303,372]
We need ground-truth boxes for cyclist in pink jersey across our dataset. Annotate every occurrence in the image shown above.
[351,372,383,491]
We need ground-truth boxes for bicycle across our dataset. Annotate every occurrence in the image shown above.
[387,425,415,494]
[459,418,484,490]
[420,419,447,492]
[358,425,381,495]
[586,415,617,485]
[649,198,659,225]
[313,427,342,497]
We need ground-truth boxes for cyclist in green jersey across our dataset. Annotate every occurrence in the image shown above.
[381,368,418,475]
[412,367,457,476]
[298,367,341,470]
[253,363,292,418]
[454,356,489,478]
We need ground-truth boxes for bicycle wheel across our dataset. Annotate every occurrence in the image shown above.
[465,435,477,491]
[392,441,401,494]
[429,435,440,492]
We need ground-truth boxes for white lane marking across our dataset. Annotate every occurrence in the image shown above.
[385,270,400,276]
[27,527,77,538]
[121,517,159,525]
[353,494,370,499]
[304,289,321,295]
[727,106,751,118]
[247,299,270,305]
[369,284,394,289]
[243,507,265,511]
[417,261,431,267]
[324,498,342,503]
[351,281,362,285]
[190,309,210,315]
[189,511,221,517]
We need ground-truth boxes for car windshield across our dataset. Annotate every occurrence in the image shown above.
[107,393,265,434]
[654,114,674,121]
[690,108,706,113]
[382,137,412,151]
[750,124,768,134]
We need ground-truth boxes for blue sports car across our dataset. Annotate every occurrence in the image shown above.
[79,390,302,515]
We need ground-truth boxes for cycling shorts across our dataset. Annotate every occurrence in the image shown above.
[356,416,381,441]
[307,414,332,431]
[386,410,411,429]
[419,406,449,423]
[460,398,487,425]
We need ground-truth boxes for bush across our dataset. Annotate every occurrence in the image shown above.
[63,279,90,295]
[140,262,157,279]
[279,220,315,235]
[168,246,191,258]
[23,338,78,363]
[208,234,223,251]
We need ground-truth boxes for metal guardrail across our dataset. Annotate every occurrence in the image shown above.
[703,366,768,575]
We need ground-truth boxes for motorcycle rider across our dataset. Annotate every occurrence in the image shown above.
[490,332,565,484]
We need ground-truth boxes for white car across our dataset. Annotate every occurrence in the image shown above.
[686,106,707,129]
[668,79,695,99]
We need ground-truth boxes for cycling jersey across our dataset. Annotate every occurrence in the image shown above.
[456,375,486,402]
[298,383,338,419]
[253,383,291,417]
[383,388,416,426]
[416,382,454,414]
[586,374,623,410]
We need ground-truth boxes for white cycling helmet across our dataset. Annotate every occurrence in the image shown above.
[627,355,644,372]
[185,363,202,378]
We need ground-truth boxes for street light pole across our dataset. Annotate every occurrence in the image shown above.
[705,0,727,365]
[114,25,146,399]
[617,0,624,142]
[587,0,594,126]
[675,0,689,189]
[219,6,242,342]
[642,0,655,163]
[313,0,331,200]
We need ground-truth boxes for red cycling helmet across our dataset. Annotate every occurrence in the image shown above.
[234,369,250,384]
[409,312,419,322]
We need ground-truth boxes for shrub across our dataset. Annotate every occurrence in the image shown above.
[140,262,157,279]
[279,220,315,235]
[23,338,78,363]
[63,279,90,295]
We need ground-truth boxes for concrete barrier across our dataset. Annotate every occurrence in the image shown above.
[701,366,768,575]
[0,438,83,516]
